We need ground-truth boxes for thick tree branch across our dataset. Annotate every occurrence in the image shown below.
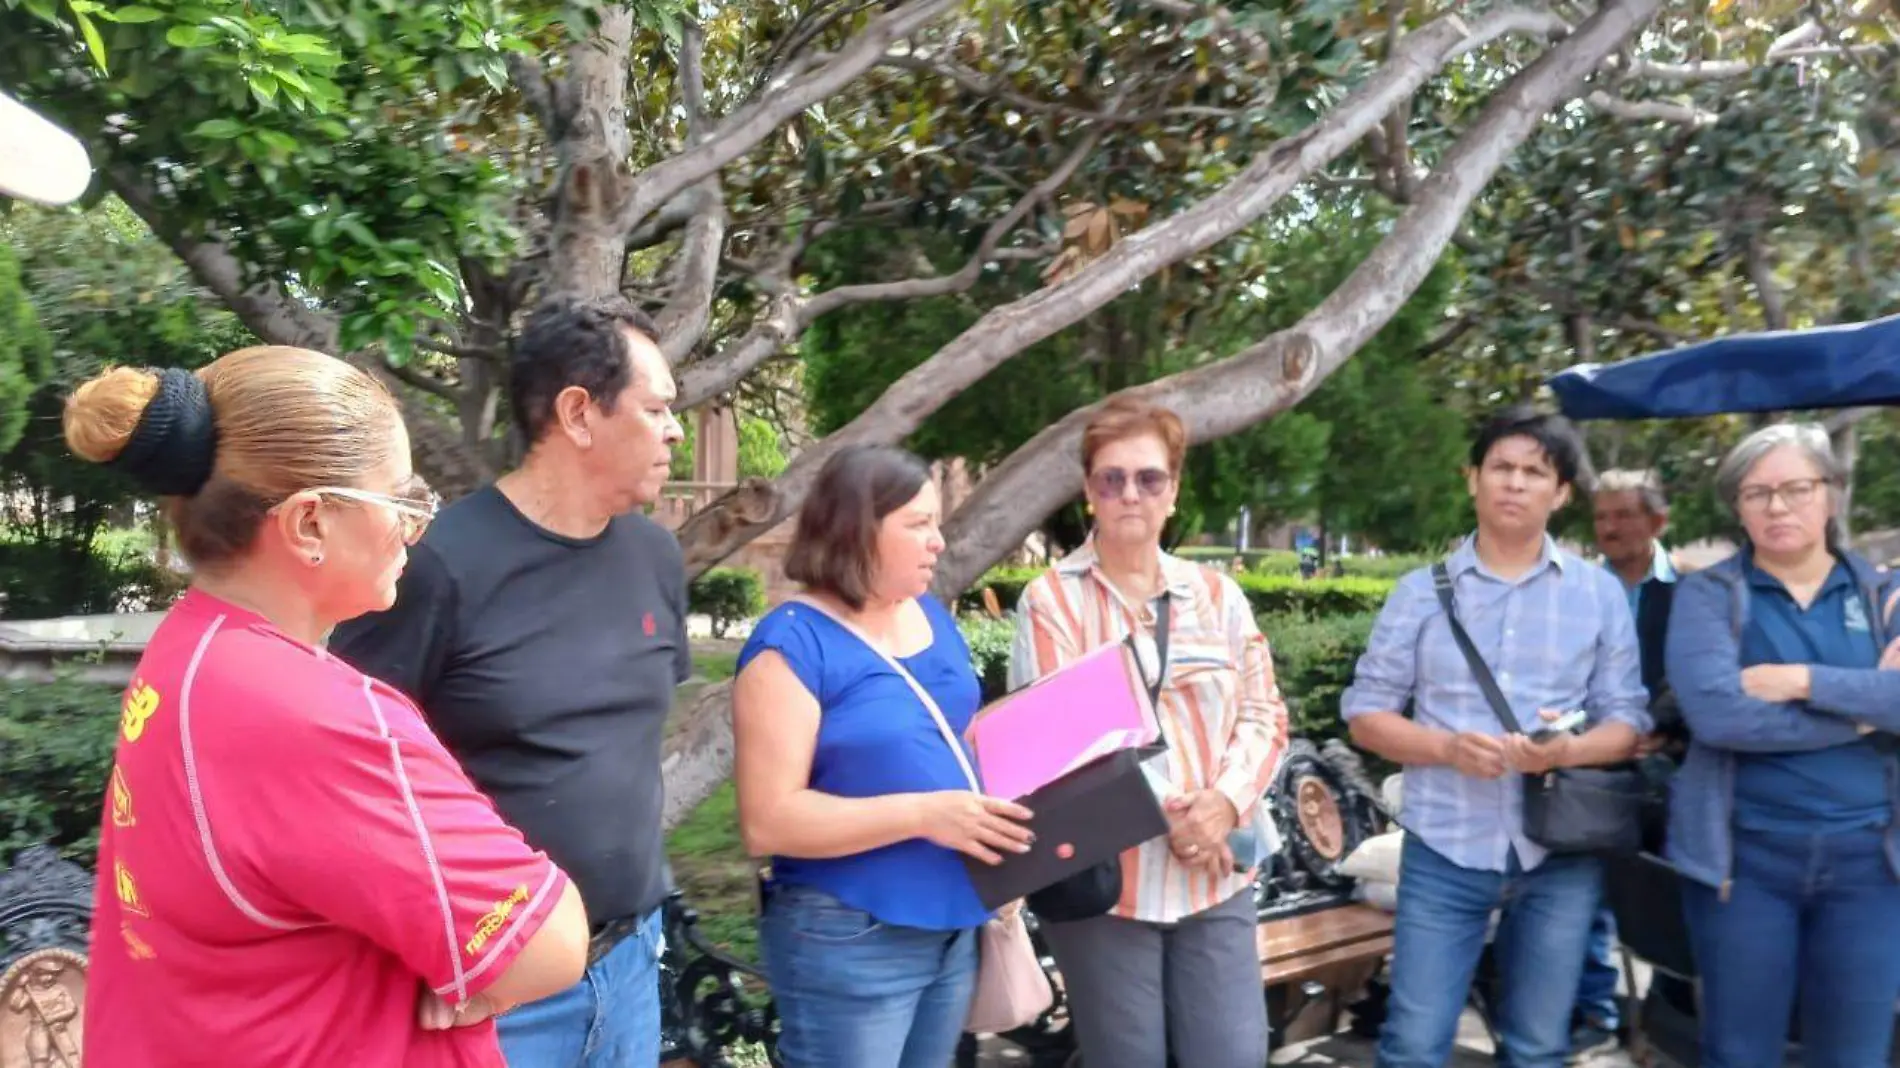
[1608,21,1820,83]
[624,191,705,252]
[108,165,495,497]
[653,22,727,364]
[932,0,1664,595]
[1586,88,1717,126]
[654,184,728,363]
[672,134,1093,410]
[109,166,340,352]
[674,4,1576,574]
[615,0,959,236]
[382,359,462,402]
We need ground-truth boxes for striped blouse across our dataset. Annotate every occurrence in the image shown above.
[1006,541,1290,924]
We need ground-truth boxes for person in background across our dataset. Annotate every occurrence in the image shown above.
[732,444,1034,1068]
[1009,398,1288,1068]
[1571,468,1679,1059]
[1343,406,1649,1068]
[1665,423,1900,1068]
[331,297,688,1067]
[67,348,588,1066]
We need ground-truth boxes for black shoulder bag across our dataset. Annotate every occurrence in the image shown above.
[1025,594,1172,922]
[1431,563,1645,856]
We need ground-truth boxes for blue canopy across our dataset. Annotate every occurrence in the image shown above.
[1547,314,1900,420]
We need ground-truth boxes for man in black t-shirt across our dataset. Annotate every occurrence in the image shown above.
[331,297,689,1068]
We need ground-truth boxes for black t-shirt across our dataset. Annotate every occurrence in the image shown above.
[329,485,691,926]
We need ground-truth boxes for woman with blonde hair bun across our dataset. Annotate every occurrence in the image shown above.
[66,347,589,1067]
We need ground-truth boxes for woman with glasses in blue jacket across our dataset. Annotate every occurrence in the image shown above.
[1664,422,1900,1068]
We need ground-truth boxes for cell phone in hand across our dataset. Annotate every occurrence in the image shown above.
[1530,708,1588,741]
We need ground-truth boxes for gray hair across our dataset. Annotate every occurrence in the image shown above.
[1714,422,1845,542]
[1595,468,1669,515]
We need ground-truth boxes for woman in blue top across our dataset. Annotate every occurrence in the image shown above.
[1665,423,1900,1068]
[732,444,1035,1068]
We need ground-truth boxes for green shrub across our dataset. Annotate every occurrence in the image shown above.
[956,566,1044,615]
[1174,546,1300,574]
[689,567,766,638]
[957,613,1016,702]
[1260,611,1379,741]
[1235,573,1396,618]
[0,669,120,865]
[1337,553,1435,580]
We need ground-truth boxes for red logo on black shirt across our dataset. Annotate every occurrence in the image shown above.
[642,613,656,637]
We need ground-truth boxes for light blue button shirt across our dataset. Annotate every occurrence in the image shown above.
[1341,534,1650,872]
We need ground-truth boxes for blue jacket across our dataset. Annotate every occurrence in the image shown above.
[1664,549,1900,891]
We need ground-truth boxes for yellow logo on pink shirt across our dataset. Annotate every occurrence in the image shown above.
[115,861,150,919]
[120,679,160,743]
[465,884,530,956]
[121,923,156,961]
[110,765,136,828]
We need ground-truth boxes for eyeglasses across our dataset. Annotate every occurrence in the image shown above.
[1736,477,1825,513]
[309,484,440,545]
[1088,466,1173,500]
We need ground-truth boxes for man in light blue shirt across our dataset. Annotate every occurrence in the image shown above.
[1568,471,1677,1058]
[1342,407,1650,1068]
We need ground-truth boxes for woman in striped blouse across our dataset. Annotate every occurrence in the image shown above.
[1007,397,1290,1068]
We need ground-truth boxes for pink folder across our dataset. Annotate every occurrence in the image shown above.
[967,639,1163,801]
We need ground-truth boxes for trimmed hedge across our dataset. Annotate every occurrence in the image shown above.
[956,566,1043,615]
[964,565,1400,621]
[1234,573,1396,618]
[1259,611,1378,741]
[689,567,766,638]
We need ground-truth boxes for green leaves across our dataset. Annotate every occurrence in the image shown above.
[2,0,528,356]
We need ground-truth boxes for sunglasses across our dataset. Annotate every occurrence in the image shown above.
[1088,466,1173,499]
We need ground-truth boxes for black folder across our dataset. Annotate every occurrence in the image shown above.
[962,746,1169,910]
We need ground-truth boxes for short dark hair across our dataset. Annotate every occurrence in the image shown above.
[784,445,934,610]
[1469,405,1593,490]
[509,296,661,444]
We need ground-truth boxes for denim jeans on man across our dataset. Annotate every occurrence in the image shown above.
[497,909,665,1067]
[1379,836,1605,1068]
[760,883,978,1068]
[1682,826,1900,1068]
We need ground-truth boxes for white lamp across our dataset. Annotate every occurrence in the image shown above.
[0,91,92,206]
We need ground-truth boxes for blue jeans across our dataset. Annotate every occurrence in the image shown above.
[1379,836,1604,1068]
[759,883,978,1068]
[1572,906,1622,1030]
[1682,825,1900,1068]
[497,908,664,1068]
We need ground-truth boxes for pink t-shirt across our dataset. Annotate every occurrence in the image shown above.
[85,589,569,1065]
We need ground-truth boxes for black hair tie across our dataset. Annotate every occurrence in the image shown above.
[107,367,219,497]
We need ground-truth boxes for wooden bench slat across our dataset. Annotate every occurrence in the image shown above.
[1258,903,1394,964]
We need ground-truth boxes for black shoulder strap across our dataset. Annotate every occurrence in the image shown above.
[1431,562,1525,735]
[1149,591,1172,707]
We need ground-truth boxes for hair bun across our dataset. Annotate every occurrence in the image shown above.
[66,366,219,496]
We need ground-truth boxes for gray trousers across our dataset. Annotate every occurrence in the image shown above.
[1039,888,1269,1068]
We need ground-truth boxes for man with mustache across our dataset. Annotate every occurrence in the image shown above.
[332,296,689,1068]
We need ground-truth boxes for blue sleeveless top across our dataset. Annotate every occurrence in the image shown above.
[737,595,992,930]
